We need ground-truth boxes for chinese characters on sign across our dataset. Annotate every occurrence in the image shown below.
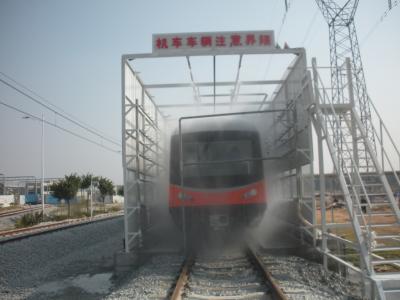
[152,31,275,54]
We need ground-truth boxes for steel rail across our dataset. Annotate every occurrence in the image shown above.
[247,248,288,300]
[170,248,288,300]
[0,205,51,218]
[0,213,123,244]
[170,257,193,300]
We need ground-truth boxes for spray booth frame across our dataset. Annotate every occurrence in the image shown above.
[121,46,316,253]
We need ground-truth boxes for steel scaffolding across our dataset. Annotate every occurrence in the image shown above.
[121,40,400,298]
[309,58,400,299]
[121,46,314,253]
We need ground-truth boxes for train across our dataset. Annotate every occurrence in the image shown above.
[169,119,267,233]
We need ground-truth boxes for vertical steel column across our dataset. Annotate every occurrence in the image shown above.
[41,113,45,218]
[135,97,142,248]
[90,178,93,219]
[155,111,160,177]
[346,59,369,282]
[309,161,317,246]
[312,58,328,271]
[141,88,146,234]
[213,55,216,113]
[179,119,187,254]
[121,57,129,253]
[296,166,303,245]
[380,120,384,171]
[346,58,359,175]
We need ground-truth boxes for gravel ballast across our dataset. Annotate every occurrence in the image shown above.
[0,217,363,299]
[106,254,183,299]
[260,253,361,299]
[0,216,124,299]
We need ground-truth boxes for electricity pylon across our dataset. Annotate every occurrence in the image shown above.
[315,0,376,157]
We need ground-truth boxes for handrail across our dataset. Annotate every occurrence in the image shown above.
[315,83,371,229]
[368,95,400,159]
[311,104,373,273]
[367,97,400,191]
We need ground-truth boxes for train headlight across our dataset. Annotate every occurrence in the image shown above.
[243,188,257,199]
[178,192,192,201]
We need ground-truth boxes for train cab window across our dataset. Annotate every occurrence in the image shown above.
[183,140,255,178]
[171,131,263,188]
[184,140,252,163]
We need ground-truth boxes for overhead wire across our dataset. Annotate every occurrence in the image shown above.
[0,71,117,143]
[360,0,399,46]
[300,8,319,46]
[261,0,295,82]
[0,72,121,147]
[258,0,295,106]
[0,100,121,154]
[275,0,293,44]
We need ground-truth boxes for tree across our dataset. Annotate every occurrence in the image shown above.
[80,173,93,214]
[51,173,80,218]
[98,177,114,212]
[117,185,124,196]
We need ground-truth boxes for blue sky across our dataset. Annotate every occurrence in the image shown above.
[0,0,399,184]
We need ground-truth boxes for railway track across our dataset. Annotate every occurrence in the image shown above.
[0,212,123,244]
[0,205,51,218]
[106,243,360,299]
[170,247,287,300]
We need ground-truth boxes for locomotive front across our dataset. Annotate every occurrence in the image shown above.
[169,120,267,233]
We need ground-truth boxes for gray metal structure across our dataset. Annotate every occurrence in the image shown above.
[308,58,400,299]
[315,0,375,170]
[309,2,400,298]
[121,34,400,298]
[121,45,314,253]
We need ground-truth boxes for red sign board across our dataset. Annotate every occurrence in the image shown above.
[152,31,275,54]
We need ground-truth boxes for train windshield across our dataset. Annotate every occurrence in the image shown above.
[170,131,263,188]
[183,140,253,177]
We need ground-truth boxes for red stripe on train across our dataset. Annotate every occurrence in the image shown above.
[169,180,266,207]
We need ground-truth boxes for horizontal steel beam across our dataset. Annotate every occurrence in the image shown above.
[144,80,283,89]
[123,48,305,60]
[200,92,267,98]
[183,156,282,167]
[158,101,266,108]
[179,108,288,122]
[319,103,352,114]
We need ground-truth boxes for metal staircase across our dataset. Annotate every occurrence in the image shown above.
[310,58,400,299]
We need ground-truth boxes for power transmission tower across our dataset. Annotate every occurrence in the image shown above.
[315,0,376,162]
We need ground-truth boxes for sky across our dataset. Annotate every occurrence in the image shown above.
[0,0,399,185]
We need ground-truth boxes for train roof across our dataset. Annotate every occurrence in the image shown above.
[171,117,258,135]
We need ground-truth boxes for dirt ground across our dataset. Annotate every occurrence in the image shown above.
[315,205,400,272]
[316,206,399,235]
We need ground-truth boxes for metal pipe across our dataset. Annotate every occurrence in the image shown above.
[231,55,243,103]
[144,80,283,89]
[178,119,187,255]
[213,55,216,112]
[183,156,282,167]
[312,58,328,271]
[41,114,45,219]
[90,177,93,219]
[186,56,201,103]
[179,108,289,123]
[158,101,267,109]
[123,47,305,60]
[122,57,130,253]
